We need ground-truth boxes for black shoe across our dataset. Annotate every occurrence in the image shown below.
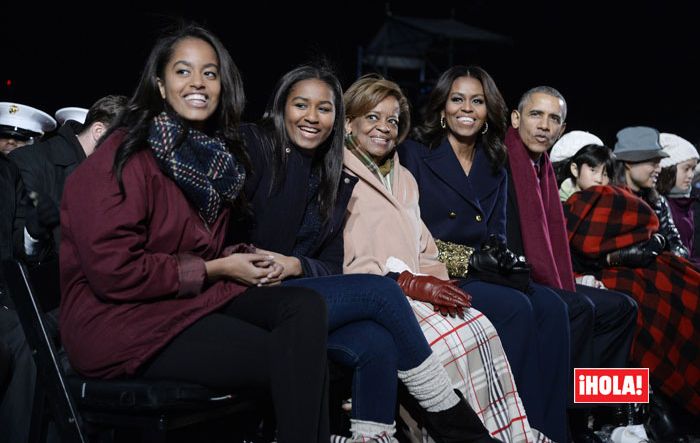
[647,391,680,441]
[423,390,501,443]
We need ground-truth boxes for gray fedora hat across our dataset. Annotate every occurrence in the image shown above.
[614,126,669,162]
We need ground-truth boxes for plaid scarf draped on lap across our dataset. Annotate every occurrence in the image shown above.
[564,185,700,414]
[148,112,245,225]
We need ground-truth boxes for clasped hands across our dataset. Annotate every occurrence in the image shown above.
[206,244,290,286]
[210,246,303,287]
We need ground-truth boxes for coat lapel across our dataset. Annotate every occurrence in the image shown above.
[343,149,403,212]
[422,138,499,208]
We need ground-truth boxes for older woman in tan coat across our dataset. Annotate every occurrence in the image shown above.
[342,74,549,443]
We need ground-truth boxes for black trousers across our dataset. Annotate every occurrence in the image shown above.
[0,305,35,443]
[552,284,638,405]
[141,285,329,443]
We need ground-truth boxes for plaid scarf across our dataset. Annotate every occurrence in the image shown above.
[148,112,245,225]
[345,134,394,192]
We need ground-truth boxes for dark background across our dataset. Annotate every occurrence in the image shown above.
[2,1,699,146]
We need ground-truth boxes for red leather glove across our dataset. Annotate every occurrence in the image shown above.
[433,303,466,319]
[396,271,472,309]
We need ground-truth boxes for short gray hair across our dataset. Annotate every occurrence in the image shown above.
[517,86,567,122]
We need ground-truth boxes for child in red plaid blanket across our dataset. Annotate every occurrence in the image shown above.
[558,126,700,416]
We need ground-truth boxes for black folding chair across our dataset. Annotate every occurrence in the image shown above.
[1,258,263,443]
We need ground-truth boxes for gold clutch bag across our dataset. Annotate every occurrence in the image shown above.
[434,239,474,278]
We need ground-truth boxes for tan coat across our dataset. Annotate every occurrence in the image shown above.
[342,149,448,279]
[342,148,545,443]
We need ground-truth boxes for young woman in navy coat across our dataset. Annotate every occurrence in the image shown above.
[397,66,570,443]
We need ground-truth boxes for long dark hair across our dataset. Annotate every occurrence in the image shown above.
[257,63,345,223]
[412,65,508,172]
[108,24,248,196]
[553,144,615,187]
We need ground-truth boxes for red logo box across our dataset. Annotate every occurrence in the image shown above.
[574,368,649,403]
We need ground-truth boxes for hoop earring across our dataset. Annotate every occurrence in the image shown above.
[481,121,489,135]
[440,116,446,129]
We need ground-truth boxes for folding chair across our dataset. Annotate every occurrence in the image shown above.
[1,258,263,443]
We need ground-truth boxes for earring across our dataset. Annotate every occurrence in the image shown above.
[440,116,446,129]
[481,121,489,135]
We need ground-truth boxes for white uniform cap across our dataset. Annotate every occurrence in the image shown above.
[550,130,605,163]
[659,133,699,168]
[0,102,57,137]
[55,107,88,125]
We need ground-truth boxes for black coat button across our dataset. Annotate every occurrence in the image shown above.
[448,211,457,219]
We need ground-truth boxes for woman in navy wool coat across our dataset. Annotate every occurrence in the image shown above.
[397,66,570,443]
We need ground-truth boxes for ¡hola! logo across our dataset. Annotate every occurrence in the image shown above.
[574,368,649,403]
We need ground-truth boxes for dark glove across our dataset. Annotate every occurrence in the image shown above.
[469,235,520,274]
[466,235,531,292]
[25,191,59,240]
[396,271,472,309]
[606,234,666,268]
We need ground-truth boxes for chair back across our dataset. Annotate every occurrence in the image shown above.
[1,258,86,443]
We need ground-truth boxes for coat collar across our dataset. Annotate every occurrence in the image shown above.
[422,137,502,205]
[343,148,403,211]
[47,121,87,166]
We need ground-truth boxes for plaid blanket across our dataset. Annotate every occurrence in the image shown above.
[563,185,700,414]
[409,299,550,443]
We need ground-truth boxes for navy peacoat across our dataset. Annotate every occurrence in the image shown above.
[397,137,507,247]
[233,124,357,277]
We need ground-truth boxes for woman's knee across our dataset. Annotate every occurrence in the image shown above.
[530,284,570,317]
[343,274,410,311]
[279,286,328,326]
[466,281,535,320]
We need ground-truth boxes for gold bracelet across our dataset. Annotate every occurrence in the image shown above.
[435,239,475,278]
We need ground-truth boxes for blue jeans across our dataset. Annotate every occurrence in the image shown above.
[284,274,431,424]
[327,321,398,424]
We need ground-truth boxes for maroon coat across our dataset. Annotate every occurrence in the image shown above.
[59,130,246,378]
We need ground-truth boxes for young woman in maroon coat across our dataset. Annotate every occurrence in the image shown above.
[59,25,331,442]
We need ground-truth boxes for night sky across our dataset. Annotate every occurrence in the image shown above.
[3,1,699,146]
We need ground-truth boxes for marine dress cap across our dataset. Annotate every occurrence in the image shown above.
[55,107,88,125]
[0,102,57,138]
